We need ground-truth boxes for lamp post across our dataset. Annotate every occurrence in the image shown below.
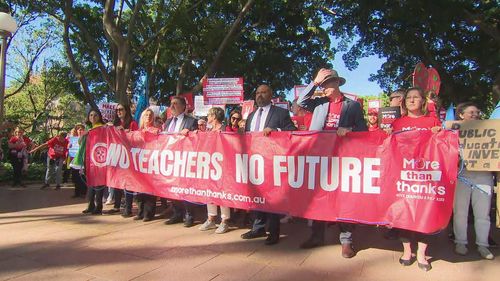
[0,12,18,122]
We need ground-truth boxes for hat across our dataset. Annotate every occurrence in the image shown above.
[320,69,346,87]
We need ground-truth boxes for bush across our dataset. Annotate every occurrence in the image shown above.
[0,161,48,183]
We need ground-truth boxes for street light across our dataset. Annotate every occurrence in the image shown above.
[0,12,18,122]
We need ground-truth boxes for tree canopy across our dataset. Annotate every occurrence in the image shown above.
[2,0,498,114]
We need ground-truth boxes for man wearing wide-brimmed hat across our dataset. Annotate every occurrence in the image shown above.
[296,68,367,258]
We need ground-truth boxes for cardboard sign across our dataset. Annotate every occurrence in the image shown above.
[379,107,402,130]
[241,100,254,120]
[368,100,381,109]
[294,85,308,99]
[445,119,500,171]
[273,102,289,111]
[203,77,244,105]
[193,95,213,117]
[98,102,118,123]
[68,137,80,158]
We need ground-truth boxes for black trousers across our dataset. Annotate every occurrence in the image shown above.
[137,193,156,219]
[10,155,24,185]
[171,200,195,220]
[71,168,87,197]
[86,186,105,212]
[251,211,280,236]
[114,189,134,214]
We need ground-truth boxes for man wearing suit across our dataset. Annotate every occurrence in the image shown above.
[163,96,198,227]
[240,84,296,245]
[297,68,367,258]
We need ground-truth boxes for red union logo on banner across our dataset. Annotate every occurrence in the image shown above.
[86,128,459,233]
[91,143,108,167]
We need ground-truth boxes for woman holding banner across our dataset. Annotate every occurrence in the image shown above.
[105,103,139,217]
[134,108,160,222]
[199,107,231,234]
[392,87,441,271]
[452,102,494,260]
[81,109,106,215]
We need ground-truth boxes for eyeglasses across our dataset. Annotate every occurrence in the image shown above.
[116,108,125,112]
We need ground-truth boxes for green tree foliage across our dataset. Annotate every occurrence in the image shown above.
[13,0,335,104]
[4,61,85,143]
[326,0,499,112]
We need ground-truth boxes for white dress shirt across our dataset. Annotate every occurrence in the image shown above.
[250,104,271,132]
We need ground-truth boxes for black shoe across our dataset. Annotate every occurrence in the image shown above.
[143,217,153,222]
[399,256,415,266]
[164,215,182,225]
[265,234,279,245]
[133,215,144,221]
[54,185,61,190]
[91,210,102,215]
[184,217,194,227]
[82,209,93,214]
[121,212,133,218]
[300,237,324,249]
[240,230,267,240]
[19,183,26,188]
[418,262,432,272]
[71,195,79,198]
[104,208,120,215]
[40,184,49,190]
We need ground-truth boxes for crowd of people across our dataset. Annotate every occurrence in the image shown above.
[4,68,498,271]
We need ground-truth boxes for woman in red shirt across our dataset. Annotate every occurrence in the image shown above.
[134,108,160,222]
[8,127,32,187]
[106,103,139,217]
[225,109,242,132]
[391,87,441,133]
[393,87,441,272]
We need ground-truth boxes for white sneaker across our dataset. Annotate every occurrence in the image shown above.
[477,246,494,260]
[105,200,114,205]
[455,244,468,255]
[215,222,229,234]
[198,220,217,231]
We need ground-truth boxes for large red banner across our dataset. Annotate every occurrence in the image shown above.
[86,127,459,233]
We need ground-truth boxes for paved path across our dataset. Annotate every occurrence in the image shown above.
[0,183,498,281]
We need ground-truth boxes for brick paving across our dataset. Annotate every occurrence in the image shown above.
[0,182,498,281]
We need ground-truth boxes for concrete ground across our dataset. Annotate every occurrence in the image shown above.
[0,182,499,281]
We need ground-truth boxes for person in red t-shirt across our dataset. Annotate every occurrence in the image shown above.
[31,131,69,190]
[105,103,139,217]
[367,108,380,131]
[391,87,441,133]
[226,109,242,132]
[8,127,32,187]
[391,87,441,272]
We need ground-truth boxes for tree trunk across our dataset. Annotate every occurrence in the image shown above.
[191,0,255,93]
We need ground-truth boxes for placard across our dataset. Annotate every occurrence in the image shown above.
[379,106,402,130]
[203,77,244,105]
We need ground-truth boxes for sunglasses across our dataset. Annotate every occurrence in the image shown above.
[231,116,241,121]
[389,96,402,101]
[116,108,125,112]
